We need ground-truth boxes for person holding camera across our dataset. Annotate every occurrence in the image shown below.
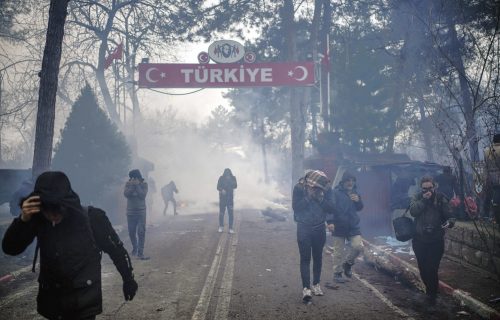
[330,171,364,284]
[2,171,138,320]
[410,175,455,306]
[124,169,149,260]
[292,170,335,302]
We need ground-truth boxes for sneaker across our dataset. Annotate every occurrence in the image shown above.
[343,262,353,278]
[302,287,312,302]
[137,255,150,260]
[334,272,346,283]
[131,248,137,256]
[218,227,223,233]
[311,284,324,296]
[229,229,235,234]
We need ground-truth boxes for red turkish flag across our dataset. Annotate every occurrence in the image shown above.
[104,43,123,69]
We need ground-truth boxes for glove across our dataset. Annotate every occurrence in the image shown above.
[123,278,138,301]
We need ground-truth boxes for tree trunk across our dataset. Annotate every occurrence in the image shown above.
[447,18,479,162]
[417,92,435,162]
[283,0,304,185]
[387,26,411,154]
[97,40,120,124]
[32,0,70,178]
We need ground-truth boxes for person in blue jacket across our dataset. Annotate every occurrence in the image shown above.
[330,171,364,283]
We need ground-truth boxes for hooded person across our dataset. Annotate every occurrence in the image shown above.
[292,170,335,302]
[330,170,364,284]
[161,180,179,216]
[124,169,149,259]
[2,171,138,320]
[217,168,237,233]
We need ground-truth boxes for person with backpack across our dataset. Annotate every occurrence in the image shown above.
[217,168,237,233]
[292,170,335,302]
[410,175,455,305]
[2,171,138,320]
[330,171,364,284]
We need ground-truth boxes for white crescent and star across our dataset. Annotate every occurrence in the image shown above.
[145,67,166,83]
[287,66,308,81]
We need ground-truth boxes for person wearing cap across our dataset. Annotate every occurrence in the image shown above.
[2,171,138,320]
[217,168,237,234]
[330,171,364,284]
[124,169,149,260]
[292,170,335,302]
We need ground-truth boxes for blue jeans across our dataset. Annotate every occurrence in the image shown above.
[127,214,146,255]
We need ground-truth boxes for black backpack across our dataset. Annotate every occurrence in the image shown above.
[392,207,415,242]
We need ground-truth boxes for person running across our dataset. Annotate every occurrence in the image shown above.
[217,168,237,233]
[2,171,138,320]
[161,180,179,216]
[330,171,364,284]
[293,170,334,302]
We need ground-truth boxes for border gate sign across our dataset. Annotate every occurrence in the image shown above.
[138,62,315,88]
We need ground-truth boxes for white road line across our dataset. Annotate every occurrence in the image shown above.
[353,271,415,320]
[191,231,228,320]
[214,219,241,320]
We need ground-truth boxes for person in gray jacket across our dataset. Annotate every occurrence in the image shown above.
[124,169,149,260]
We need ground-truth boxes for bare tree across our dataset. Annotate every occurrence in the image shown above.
[32,0,70,177]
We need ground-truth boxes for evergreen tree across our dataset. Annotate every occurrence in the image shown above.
[52,84,130,207]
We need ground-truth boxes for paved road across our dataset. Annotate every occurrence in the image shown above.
[0,210,475,319]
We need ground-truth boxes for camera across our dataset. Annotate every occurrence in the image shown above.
[423,225,435,234]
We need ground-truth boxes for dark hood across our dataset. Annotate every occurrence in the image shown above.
[223,168,233,176]
[31,171,82,214]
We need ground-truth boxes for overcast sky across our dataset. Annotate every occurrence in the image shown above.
[138,42,231,125]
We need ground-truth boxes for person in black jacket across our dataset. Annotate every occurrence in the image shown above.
[410,175,455,305]
[330,171,364,284]
[2,171,138,320]
[217,168,237,233]
[292,170,334,302]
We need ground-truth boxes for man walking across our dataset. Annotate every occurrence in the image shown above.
[217,168,237,233]
[2,171,138,320]
[330,171,364,284]
[124,169,149,260]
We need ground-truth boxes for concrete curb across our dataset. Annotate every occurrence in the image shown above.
[362,239,500,320]
[0,264,35,284]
